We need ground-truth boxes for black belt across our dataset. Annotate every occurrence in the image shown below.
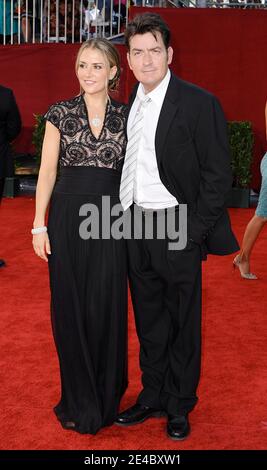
[132,203,180,216]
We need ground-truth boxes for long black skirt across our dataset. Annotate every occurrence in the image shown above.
[47,166,128,434]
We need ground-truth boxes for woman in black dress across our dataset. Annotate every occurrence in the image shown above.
[32,39,128,434]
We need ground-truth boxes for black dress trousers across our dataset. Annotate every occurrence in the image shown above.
[127,206,202,416]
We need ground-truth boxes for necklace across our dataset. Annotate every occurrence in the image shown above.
[83,94,108,128]
[91,115,102,127]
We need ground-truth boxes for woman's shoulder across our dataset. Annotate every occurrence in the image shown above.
[110,99,128,117]
[46,95,81,113]
[44,96,81,129]
[110,99,128,112]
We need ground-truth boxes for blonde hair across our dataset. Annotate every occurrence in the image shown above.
[75,39,121,93]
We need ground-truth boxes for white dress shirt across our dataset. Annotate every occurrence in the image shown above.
[127,68,178,210]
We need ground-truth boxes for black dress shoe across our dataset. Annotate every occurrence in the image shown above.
[167,414,190,440]
[0,259,6,268]
[115,403,165,426]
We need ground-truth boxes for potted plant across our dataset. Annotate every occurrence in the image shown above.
[32,113,46,168]
[33,113,62,181]
[227,121,253,208]
[4,114,46,197]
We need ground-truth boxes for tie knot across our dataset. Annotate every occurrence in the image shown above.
[135,97,151,118]
[141,97,151,108]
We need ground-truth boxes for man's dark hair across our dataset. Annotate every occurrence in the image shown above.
[124,13,171,50]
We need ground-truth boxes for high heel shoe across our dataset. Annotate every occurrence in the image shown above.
[233,255,257,280]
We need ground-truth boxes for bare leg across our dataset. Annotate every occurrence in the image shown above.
[22,18,32,43]
[235,214,266,275]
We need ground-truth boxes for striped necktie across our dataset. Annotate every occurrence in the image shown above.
[119,97,151,211]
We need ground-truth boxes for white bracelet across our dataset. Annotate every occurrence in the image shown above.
[31,226,47,235]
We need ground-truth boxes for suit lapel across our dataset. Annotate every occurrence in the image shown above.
[155,74,181,165]
[126,83,138,126]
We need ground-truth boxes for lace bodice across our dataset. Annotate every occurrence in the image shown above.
[44,95,128,171]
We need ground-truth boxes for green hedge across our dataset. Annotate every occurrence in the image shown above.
[32,114,46,167]
[32,115,254,190]
[227,121,253,189]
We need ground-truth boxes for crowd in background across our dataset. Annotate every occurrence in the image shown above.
[1,0,266,45]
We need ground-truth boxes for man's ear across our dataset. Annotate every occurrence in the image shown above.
[167,47,173,66]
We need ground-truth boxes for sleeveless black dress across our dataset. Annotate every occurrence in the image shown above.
[44,95,128,434]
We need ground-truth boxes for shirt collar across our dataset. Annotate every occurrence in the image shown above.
[137,69,171,107]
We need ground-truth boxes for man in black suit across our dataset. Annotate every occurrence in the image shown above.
[0,85,21,267]
[116,13,239,440]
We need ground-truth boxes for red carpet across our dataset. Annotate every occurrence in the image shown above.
[0,197,267,450]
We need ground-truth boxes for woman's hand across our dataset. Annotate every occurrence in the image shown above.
[32,232,51,262]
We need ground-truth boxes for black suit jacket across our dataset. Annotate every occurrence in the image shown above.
[128,73,239,256]
[0,85,21,178]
